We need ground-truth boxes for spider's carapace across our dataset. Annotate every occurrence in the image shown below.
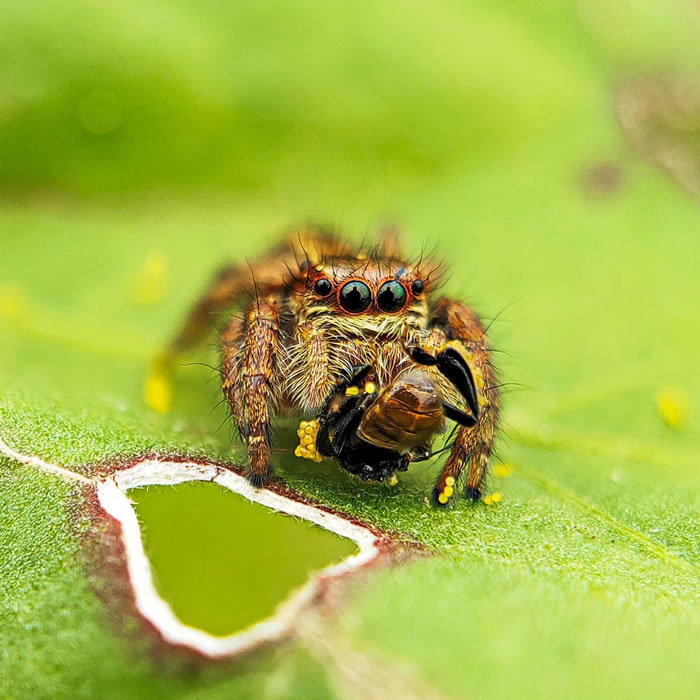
[163,227,500,506]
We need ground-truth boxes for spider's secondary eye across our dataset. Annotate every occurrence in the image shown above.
[411,280,424,296]
[377,280,407,313]
[338,280,372,313]
[313,278,333,297]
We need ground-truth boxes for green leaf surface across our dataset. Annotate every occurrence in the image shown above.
[1,0,699,698]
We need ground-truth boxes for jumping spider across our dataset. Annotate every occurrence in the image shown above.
[163,226,500,506]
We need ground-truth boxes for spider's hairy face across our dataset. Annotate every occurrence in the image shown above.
[289,253,434,340]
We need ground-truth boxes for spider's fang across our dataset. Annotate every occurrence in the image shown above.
[436,345,480,419]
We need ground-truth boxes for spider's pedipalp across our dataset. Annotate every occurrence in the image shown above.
[426,297,500,506]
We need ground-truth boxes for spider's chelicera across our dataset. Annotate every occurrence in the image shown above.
[164,227,500,506]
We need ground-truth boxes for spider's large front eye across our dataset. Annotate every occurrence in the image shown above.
[313,278,333,297]
[338,280,372,314]
[377,280,407,313]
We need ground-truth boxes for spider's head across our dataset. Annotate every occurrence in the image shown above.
[291,248,440,337]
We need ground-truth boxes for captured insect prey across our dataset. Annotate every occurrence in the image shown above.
[312,356,478,484]
[162,226,500,506]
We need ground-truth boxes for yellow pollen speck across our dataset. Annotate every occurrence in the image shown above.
[656,389,689,430]
[483,494,494,506]
[345,386,360,396]
[132,253,168,305]
[356,251,367,260]
[364,382,376,394]
[144,368,172,414]
[438,493,449,504]
[444,485,454,497]
[491,492,502,503]
[0,284,26,317]
[388,474,398,486]
[493,463,512,478]
[445,476,455,487]
[295,419,322,462]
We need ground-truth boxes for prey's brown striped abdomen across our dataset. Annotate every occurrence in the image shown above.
[358,369,445,452]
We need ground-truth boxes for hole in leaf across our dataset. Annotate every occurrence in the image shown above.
[129,482,358,636]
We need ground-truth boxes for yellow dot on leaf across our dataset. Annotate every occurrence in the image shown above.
[0,284,26,317]
[438,492,449,504]
[144,369,172,414]
[656,389,689,430]
[364,382,377,394]
[483,494,494,506]
[491,491,502,503]
[493,463,512,478]
[132,253,168,305]
[445,476,455,487]
[388,474,398,486]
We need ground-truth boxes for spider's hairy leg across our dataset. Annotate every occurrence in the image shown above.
[221,296,282,486]
[160,244,290,362]
[428,298,500,506]
[160,225,347,364]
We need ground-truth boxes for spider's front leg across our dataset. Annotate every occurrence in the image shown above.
[415,298,500,506]
[221,296,282,486]
[159,225,348,363]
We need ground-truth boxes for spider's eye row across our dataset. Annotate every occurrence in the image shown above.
[338,280,372,313]
[377,280,407,313]
[313,278,333,297]
[411,279,424,296]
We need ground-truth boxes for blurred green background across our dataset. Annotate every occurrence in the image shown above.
[1,1,700,698]
[2,0,698,201]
